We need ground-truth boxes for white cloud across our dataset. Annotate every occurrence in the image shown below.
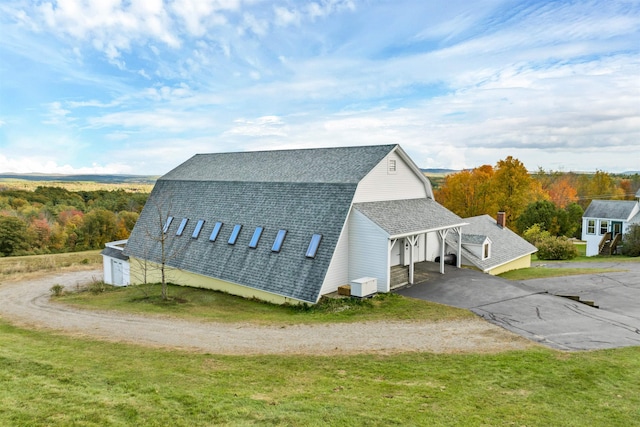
[0,154,132,174]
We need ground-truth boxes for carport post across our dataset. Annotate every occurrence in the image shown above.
[407,235,418,284]
[437,229,449,274]
[455,227,462,268]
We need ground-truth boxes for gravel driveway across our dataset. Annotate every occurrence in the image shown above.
[0,269,533,355]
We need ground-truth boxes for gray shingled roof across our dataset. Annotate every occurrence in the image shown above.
[583,200,639,221]
[446,214,537,272]
[353,198,466,237]
[161,144,397,184]
[101,247,129,261]
[124,145,399,303]
[461,234,489,245]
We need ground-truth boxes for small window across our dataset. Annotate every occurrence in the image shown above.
[272,229,287,253]
[209,222,223,241]
[483,243,490,260]
[163,216,173,233]
[305,234,322,258]
[249,227,263,249]
[228,224,242,245]
[600,220,609,235]
[176,218,188,236]
[192,219,205,238]
[388,159,397,174]
[586,219,595,235]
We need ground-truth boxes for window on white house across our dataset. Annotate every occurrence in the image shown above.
[586,219,595,234]
[272,229,287,252]
[228,224,242,245]
[163,216,173,234]
[600,220,609,235]
[176,218,188,236]
[192,219,205,238]
[388,159,397,174]
[249,227,263,249]
[209,222,223,241]
[306,234,322,258]
[483,243,490,260]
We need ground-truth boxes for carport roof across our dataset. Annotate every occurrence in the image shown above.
[353,198,466,238]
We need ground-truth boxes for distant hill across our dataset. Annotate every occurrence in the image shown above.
[0,173,158,184]
[421,168,460,175]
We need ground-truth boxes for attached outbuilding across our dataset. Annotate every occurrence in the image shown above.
[100,240,130,286]
[120,144,466,304]
[445,214,538,275]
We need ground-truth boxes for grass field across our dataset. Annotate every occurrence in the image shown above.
[0,251,102,283]
[0,178,154,193]
[56,283,474,325]
[0,320,638,426]
[1,252,640,425]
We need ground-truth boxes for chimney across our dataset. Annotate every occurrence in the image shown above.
[497,211,506,228]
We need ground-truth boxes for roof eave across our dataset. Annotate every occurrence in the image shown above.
[389,222,469,240]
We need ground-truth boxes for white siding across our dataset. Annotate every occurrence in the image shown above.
[103,256,113,284]
[318,216,350,297]
[424,231,442,261]
[353,151,430,203]
[348,209,390,292]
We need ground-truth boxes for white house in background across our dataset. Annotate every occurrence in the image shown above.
[100,239,130,286]
[445,213,538,275]
[119,144,468,304]
[582,190,640,256]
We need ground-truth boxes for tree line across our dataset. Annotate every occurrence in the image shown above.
[0,186,148,257]
[434,156,640,238]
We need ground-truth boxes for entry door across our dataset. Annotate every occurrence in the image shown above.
[112,259,124,286]
[611,221,623,237]
[403,239,411,266]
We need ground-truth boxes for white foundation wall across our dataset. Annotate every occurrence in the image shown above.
[348,210,390,292]
[353,151,430,203]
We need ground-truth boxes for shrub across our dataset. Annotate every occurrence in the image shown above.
[523,223,551,245]
[87,280,108,294]
[50,284,65,296]
[621,224,640,257]
[536,236,578,260]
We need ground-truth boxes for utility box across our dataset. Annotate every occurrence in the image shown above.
[350,277,377,298]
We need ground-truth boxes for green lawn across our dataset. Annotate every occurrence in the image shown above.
[499,266,625,281]
[0,320,638,426]
[56,283,473,324]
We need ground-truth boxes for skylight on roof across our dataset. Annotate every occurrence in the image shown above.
[305,234,322,258]
[249,227,263,249]
[271,229,287,252]
[192,219,205,238]
[163,216,173,233]
[209,222,223,241]
[228,224,242,245]
[176,218,188,236]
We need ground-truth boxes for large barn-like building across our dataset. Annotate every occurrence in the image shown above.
[113,144,471,304]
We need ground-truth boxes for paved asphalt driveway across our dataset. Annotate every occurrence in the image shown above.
[396,261,640,351]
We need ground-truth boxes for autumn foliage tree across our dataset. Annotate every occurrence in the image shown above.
[435,156,544,227]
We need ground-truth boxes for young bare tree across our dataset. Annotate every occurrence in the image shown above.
[129,195,186,301]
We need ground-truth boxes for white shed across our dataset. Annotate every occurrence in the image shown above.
[101,239,130,286]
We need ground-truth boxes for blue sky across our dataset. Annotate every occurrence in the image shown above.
[1,0,639,175]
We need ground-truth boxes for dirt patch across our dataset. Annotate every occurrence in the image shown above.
[0,269,535,355]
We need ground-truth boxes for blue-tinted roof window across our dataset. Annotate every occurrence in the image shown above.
[305,234,322,258]
[162,216,173,234]
[176,218,188,236]
[249,227,263,249]
[209,222,223,241]
[192,219,205,238]
[271,229,287,253]
[228,224,242,245]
